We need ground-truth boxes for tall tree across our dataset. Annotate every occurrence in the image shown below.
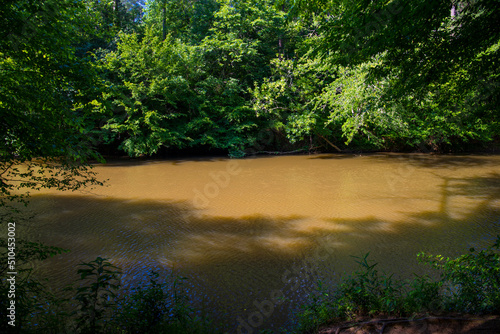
[143,0,218,43]
[98,0,304,157]
[1,0,104,210]
[278,0,499,150]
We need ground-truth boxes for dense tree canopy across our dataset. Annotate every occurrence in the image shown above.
[1,0,499,176]
[277,0,499,149]
[1,2,498,331]
[0,0,108,209]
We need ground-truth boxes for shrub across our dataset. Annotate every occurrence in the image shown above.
[418,235,500,314]
[72,257,121,333]
[114,271,198,333]
[294,236,500,333]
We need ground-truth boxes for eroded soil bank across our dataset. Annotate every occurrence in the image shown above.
[318,315,500,334]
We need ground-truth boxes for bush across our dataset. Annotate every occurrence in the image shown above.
[418,236,500,314]
[1,252,213,333]
[0,238,68,333]
[72,257,122,333]
[113,271,210,333]
[294,236,500,333]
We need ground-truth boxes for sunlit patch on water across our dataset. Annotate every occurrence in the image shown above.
[16,154,500,332]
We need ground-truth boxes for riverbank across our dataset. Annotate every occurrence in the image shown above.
[292,236,500,334]
[96,141,500,161]
[317,314,500,334]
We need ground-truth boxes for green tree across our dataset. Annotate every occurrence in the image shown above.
[143,0,219,43]
[99,28,201,156]
[1,2,108,330]
[201,0,291,86]
[98,0,302,157]
[251,56,336,147]
[98,26,262,157]
[1,0,105,210]
[280,0,499,150]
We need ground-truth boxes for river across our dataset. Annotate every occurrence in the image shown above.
[19,153,500,332]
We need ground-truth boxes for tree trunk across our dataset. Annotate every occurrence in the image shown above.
[278,4,284,60]
[114,0,121,29]
[162,0,167,41]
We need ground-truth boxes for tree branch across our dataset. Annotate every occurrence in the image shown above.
[318,134,342,152]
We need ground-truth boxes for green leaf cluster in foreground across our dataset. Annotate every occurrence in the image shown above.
[294,235,500,333]
[0,248,215,334]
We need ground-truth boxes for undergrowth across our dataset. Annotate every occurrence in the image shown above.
[2,234,498,333]
[293,235,500,333]
[0,252,215,334]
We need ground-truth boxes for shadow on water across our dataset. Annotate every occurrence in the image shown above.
[99,153,330,167]
[23,197,312,266]
[14,171,500,332]
[311,152,500,167]
[98,153,500,169]
[308,153,365,160]
[398,154,499,169]
[96,156,230,167]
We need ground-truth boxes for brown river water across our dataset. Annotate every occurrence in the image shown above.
[17,153,500,332]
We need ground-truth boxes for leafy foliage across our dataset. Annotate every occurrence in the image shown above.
[252,57,335,144]
[0,239,68,333]
[143,0,218,43]
[418,236,500,313]
[114,271,213,333]
[294,236,500,333]
[278,0,500,151]
[72,257,122,333]
[1,251,212,333]
[98,0,299,157]
[0,0,105,213]
[2,0,499,163]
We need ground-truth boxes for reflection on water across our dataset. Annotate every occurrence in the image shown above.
[15,153,500,332]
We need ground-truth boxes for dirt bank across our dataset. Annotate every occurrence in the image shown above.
[317,315,500,334]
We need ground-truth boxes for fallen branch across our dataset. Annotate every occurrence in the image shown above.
[252,148,308,155]
[318,135,342,152]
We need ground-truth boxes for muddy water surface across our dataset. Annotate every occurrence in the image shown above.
[20,154,500,332]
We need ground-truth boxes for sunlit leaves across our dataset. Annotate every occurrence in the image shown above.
[1,0,106,211]
[282,0,499,151]
[99,23,264,156]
